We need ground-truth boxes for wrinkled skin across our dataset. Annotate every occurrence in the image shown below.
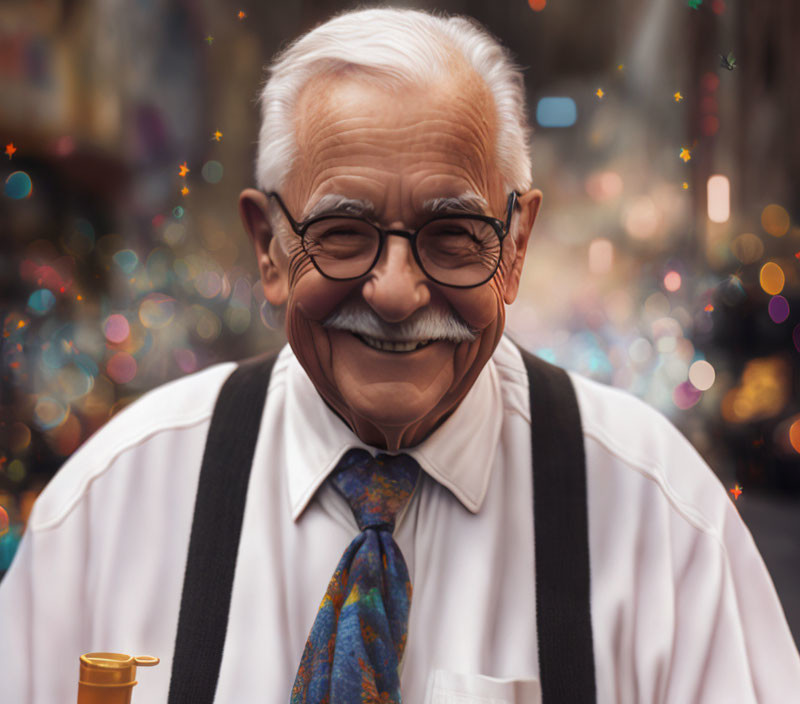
[239,65,542,451]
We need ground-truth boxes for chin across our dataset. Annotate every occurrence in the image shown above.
[342,383,439,426]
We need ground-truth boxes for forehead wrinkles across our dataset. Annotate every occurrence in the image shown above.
[304,123,491,199]
[289,72,498,204]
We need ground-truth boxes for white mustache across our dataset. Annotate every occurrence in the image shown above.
[323,301,478,343]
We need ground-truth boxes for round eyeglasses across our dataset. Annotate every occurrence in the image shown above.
[264,191,519,289]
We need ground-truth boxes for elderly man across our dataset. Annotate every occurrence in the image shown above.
[1,7,799,704]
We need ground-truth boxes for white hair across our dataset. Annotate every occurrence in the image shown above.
[254,7,533,201]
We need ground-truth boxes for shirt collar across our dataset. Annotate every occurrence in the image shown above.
[281,343,504,521]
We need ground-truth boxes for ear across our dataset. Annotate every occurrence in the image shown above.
[239,188,289,306]
[503,188,542,305]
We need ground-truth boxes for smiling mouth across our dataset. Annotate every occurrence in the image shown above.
[352,332,435,353]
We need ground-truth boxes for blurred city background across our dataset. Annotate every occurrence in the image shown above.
[1,0,799,646]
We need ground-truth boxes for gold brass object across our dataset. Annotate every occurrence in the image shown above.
[77,652,159,704]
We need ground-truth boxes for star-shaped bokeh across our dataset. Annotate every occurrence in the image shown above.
[674,92,684,102]
[212,130,223,142]
[181,185,189,196]
[596,88,604,99]
[730,484,742,500]
[5,142,17,159]
[238,10,247,20]
[178,162,190,178]
[679,147,691,162]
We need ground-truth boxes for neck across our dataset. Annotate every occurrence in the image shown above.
[319,394,460,451]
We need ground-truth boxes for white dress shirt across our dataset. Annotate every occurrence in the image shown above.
[1,334,799,703]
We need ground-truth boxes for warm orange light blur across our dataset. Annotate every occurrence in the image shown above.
[761,204,790,237]
[759,262,785,296]
[720,357,791,423]
[790,419,800,454]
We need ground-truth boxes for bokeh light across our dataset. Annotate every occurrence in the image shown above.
[768,296,790,323]
[673,381,702,409]
[585,171,623,202]
[174,348,198,374]
[27,289,56,315]
[528,0,546,10]
[664,271,681,292]
[54,135,75,156]
[33,397,68,431]
[164,222,186,246]
[628,337,653,366]
[730,233,764,264]
[113,249,139,274]
[195,271,223,298]
[720,357,790,423]
[707,175,730,222]
[104,314,131,343]
[7,459,26,482]
[644,291,670,319]
[761,204,790,237]
[106,352,138,384]
[4,171,33,199]
[759,262,785,295]
[688,360,715,390]
[9,422,32,453]
[191,305,222,341]
[201,160,224,184]
[48,414,83,456]
[57,364,95,401]
[625,196,661,240]
[139,293,177,329]
[790,419,800,454]
[536,97,577,127]
[224,306,252,334]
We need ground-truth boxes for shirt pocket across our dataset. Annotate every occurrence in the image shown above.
[424,669,542,704]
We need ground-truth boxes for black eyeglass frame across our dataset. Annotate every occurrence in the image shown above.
[263,190,519,289]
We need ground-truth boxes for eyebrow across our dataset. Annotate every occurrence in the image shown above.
[422,192,489,216]
[303,194,376,220]
[303,191,489,221]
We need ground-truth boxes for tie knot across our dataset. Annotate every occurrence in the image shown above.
[331,448,421,531]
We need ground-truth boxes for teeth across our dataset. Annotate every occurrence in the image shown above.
[359,334,432,352]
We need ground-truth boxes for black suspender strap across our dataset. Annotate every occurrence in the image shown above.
[168,352,279,704]
[517,345,597,703]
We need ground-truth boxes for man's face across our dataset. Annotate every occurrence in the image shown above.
[241,67,541,451]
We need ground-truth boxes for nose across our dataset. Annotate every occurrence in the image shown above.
[361,233,431,323]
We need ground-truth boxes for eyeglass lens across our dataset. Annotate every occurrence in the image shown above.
[303,216,502,286]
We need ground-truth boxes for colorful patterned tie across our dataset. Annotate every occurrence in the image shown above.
[290,448,421,703]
